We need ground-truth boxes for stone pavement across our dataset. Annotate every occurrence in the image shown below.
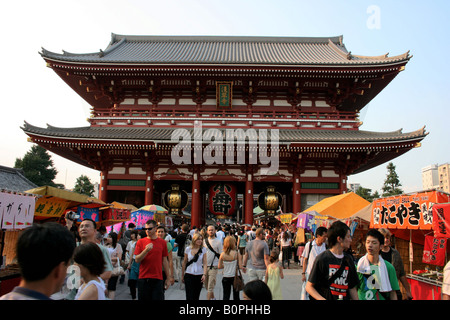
[114,261,304,300]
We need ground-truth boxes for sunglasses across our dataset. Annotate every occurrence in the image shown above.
[143,227,154,231]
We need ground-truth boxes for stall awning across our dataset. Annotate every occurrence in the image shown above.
[26,186,90,220]
[349,203,373,222]
[303,192,370,220]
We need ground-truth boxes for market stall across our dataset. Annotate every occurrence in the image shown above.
[293,192,370,244]
[26,186,90,221]
[130,204,171,229]
[370,189,450,300]
[0,190,36,295]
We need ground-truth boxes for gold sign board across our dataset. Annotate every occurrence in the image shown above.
[216,81,233,109]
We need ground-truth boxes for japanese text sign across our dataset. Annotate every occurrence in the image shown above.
[370,191,450,229]
[279,214,294,224]
[208,183,236,217]
[216,81,233,108]
[34,196,69,219]
[432,203,450,238]
[422,235,447,266]
[0,192,35,229]
[100,207,130,222]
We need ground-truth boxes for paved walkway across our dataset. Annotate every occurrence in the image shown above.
[114,261,304,300]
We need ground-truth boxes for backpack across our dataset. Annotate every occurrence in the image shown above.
[177,233,192,257]
[185,233,192,248]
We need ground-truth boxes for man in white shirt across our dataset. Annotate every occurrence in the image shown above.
[204,225,223,300]
[300,226,327,300]
[216,226,225,243]
[247,226,256,241]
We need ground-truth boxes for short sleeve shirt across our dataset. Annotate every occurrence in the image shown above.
[357,261,400,300]
[308,250,359,300]
[134,237,168,280]
[245,239,269,270]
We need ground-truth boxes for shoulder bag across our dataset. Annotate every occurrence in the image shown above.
[205,237,221,269]
[233,252,245,291]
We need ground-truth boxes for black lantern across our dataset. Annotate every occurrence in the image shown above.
[163,184,188,216]
[257,185,282,216]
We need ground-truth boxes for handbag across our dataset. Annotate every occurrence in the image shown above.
[233,255,245,291]
[111,250,125,277]
[112,263,125,277]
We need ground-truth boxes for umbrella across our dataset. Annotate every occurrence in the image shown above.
[137,204,168,214]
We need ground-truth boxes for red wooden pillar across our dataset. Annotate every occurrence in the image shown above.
[144,169,154,205]
[191,172,201,227]
[244,172,254,225]
[99,170,108,203]
[293,169,301,214]
[340,172,347,194]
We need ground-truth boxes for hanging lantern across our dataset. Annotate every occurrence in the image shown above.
[163,184,188,216]
[208,183,237,219]
[258,185,283,216]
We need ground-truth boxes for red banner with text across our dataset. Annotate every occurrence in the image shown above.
[432,203,450,238]
[422,235,447,266]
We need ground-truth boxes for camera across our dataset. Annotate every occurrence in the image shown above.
[66,211,80,221]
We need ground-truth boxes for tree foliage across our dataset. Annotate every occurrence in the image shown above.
[73,175,95,197]
[14,145,63,188]
[382,162,403,197]
[355,186,380,202]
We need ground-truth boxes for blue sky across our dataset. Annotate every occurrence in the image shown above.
[1,0,448,193]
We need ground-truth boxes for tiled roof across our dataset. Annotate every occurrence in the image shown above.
[22,122,427,145]
[40,34,410,66]
[0,165,38,192]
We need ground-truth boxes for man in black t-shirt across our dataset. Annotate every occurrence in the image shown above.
[306,221,359,300]
[174,224,191,289]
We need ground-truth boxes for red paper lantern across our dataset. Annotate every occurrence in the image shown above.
[208,183,237,218]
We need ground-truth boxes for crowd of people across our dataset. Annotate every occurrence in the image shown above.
[1,214,449,301]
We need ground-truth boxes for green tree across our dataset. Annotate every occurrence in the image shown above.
[354,186,381,202]
[73,175,95,197]
[355,186,373,202]
[14,145,63,188]
[382,162,403,197]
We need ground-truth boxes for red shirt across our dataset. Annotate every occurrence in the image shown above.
[134,237,168,280]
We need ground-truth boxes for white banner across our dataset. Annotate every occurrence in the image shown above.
[0,192,35,229]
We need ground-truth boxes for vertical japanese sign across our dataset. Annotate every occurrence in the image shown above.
[216,81,233,109]
[0,192,35,229]
[422,235,447,266]
[432,203,450,238]
[370,191,450,229]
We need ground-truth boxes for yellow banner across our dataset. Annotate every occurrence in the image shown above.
[34,197,70,218]
[279,214,293,224]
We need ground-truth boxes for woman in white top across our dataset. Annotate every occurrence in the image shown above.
[73,242,107,300]
[280,230,292,269]
[105,232,123,300]
[182,233,207,300]
[218,235,242,300]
